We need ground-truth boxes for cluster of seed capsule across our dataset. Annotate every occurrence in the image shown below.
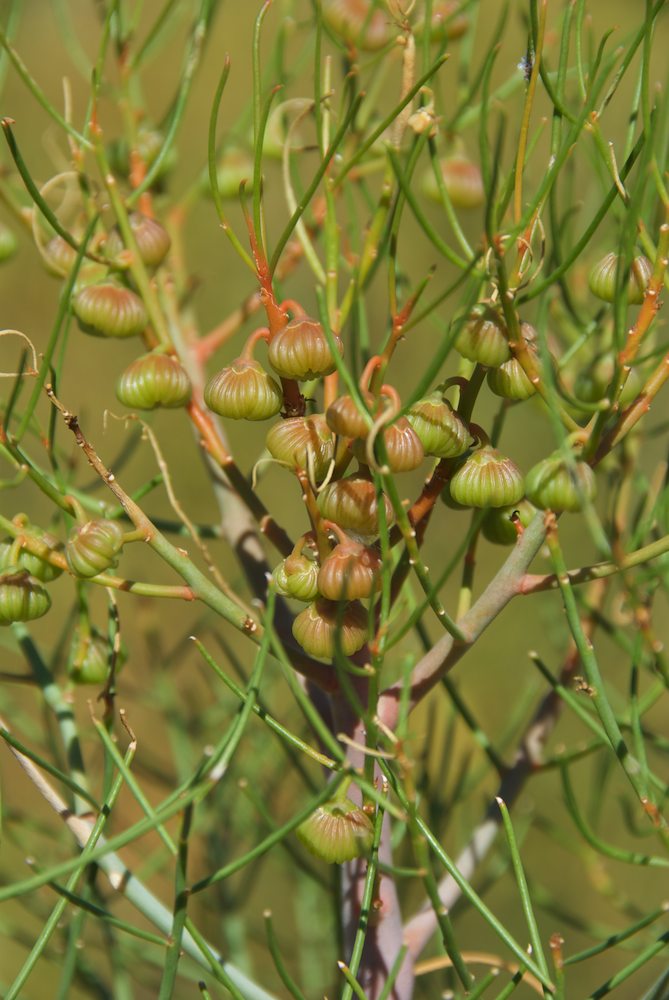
[0,514,129,683]
[196,257,654,663]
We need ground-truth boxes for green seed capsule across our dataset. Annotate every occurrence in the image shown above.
[204,358,283,421]
[0,529,62,582]
[116,353,191,410]
[455,306,510,367]
[273,552,320,602]
[268,316,343,381]
[422,154,484,208]
[353,417,425,473]
[69,629,127,685]
[525,453,596,513]
[588,252,652,305]
[481,500,537,545]
[73,282,148,338]
[66,520,125,578]
[318,475,395,540]
[0,222,18,263]
[321,0,390,51]
[407,394,469,458]
[317,539,380,601]
[297,794,374,864]
[326,391,375,439]
[106,212,171,269]
[486,358,536,400]
[292,599,368,659]
[266,414,335,482]
[0,570,51,625]
[107,126,177,188]
[449,446,525,508]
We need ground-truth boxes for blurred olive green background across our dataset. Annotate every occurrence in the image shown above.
[0,2,668,998]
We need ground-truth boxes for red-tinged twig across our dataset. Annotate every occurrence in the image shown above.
[594,347,669,462]
[187,399,293,558]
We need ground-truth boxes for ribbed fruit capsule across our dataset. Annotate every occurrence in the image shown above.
[266,415,335,481]
[588,252,652,305]
[407,394,469,458]
[106,212,171,269]
[318,533,380,601]
[273,551,320,602]
[0,529,62,582]
[449,446,524,508]
[422,154,484,208]
[487,358,536,400]
[116,353,191,410]
[318,475,395,539]
[107,126,177,188]
[297,793,374,863]
[204,359,282,420]
[207,146,254,199]
[42,235,78,277]
[354,417,424,472]
[68,629,127,685]
[455,307,510,367]
[573,354,641,407]
[414,1,469,41]
[481,499,537,545]
[292,598,368,658]
[268,316,343,381]
[0,570,51,625]
[0,222,18,263]
[326,391,374,439]
[321,0,390,51]
[66,520,125,578]
[72,282,148,338]
[525,454,596,513]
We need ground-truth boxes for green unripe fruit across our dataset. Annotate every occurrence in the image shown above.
[116,353,192,410]
[268,316,344,381]
[407,394,469,458]
[525,454,596,513]
[0,529,62,582]
[297,794,374,864]
[292,598,368,659]
[326,391,374,439]
[107,127,177,187]
[422,154,484,208]
[266,414,335,482]
[481,500,537,545]
[413,1,469,41]
[318,475,395,539]
[204,358,283,420]
[0,222,18,263]
[486,358,536,400]
[42,235,78,277]
[353,417,425,473]
[588,252,652,305]
[317,540,380,601]
[0,570,51,625]
[206,146,254,199]
[66,520,125,578]
[321,0,390,51]
[455,306,510,367]
[73,282,148,338]
[68,629,127,685]
[573,354,641,407]
[106,212,171,269]
[449,446,524,508]
[273,552,320,602]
